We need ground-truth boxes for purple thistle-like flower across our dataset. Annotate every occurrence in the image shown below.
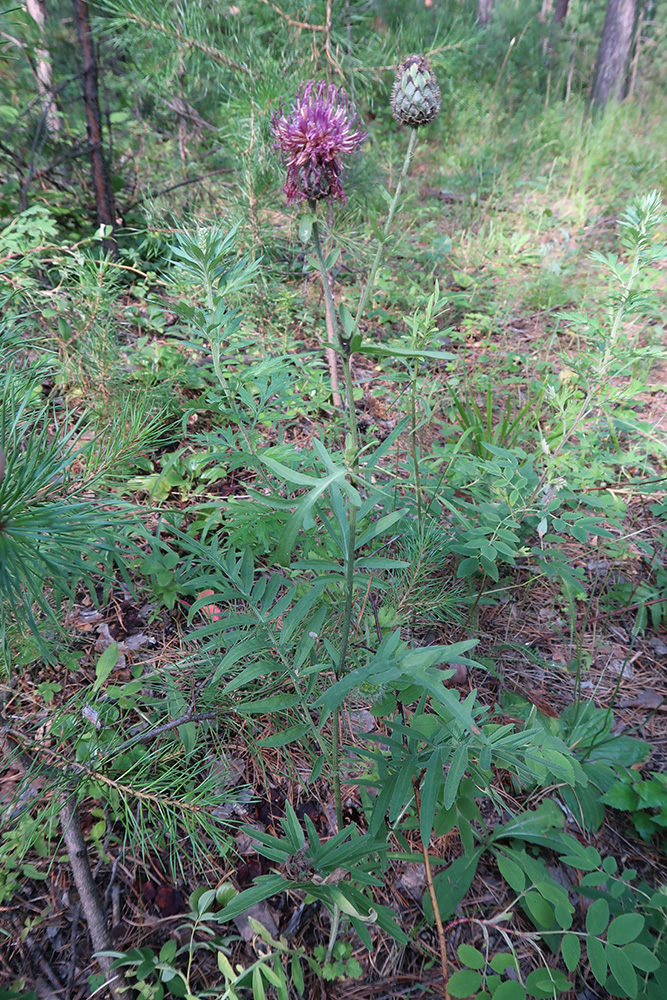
[272,81,367,205]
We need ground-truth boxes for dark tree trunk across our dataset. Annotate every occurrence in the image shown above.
[545,0,571,66]
[591,0,638,105]
[554,0,570,23]
[71,0,116,255]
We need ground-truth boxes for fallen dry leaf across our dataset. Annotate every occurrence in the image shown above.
[620,689,665,710]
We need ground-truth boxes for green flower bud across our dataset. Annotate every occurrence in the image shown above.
[390,55,441,129]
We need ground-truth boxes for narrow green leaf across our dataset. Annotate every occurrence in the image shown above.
[252,966,266,1000]
[339,302,355,336]
[282,802,305,849]
[218,950,236,978]
[354,509,407,550]
[257,724,311,748]
[257,963,282,987]
[324,245,341,269]
[236,693,300,714]
[443,745,469,810]
[291,954,305,995]
[221,656,284,695]
[260,456,319,486]
[215,876,287,922]
[419,749,443,845]
[360,345,456,361]
[280,581,326,645]
[93,641,119,693]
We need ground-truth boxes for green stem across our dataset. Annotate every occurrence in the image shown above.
[310,214,359,830]
[410,357,424,531]
[353,128,419,328]
[326,903,342,964]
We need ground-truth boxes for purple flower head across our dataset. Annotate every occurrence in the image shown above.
[272,81,367,205]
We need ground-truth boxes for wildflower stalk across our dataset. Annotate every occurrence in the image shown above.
[307,120,426,830]
[310,212,358,830]
[353,127,418,327]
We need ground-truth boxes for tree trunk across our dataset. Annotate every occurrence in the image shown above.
[545,0,570,65]
[477,0,494,26]
[554,0,570,23]
[71,0,116,255]
[25,0,61,134]
[591,0,638,105]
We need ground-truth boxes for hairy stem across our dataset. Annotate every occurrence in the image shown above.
[310,215,360,829]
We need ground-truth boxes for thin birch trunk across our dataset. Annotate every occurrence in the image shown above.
[25,0,61,134]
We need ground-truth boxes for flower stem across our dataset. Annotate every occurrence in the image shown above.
[354,127,419,328]
[310,214,359,830]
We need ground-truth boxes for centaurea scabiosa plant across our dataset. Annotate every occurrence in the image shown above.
[272,58,441,830]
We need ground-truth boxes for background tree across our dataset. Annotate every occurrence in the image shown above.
[554,0,570,22]
[71,0,116,254]
[591,0,638,104]
[24,0,61,134]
